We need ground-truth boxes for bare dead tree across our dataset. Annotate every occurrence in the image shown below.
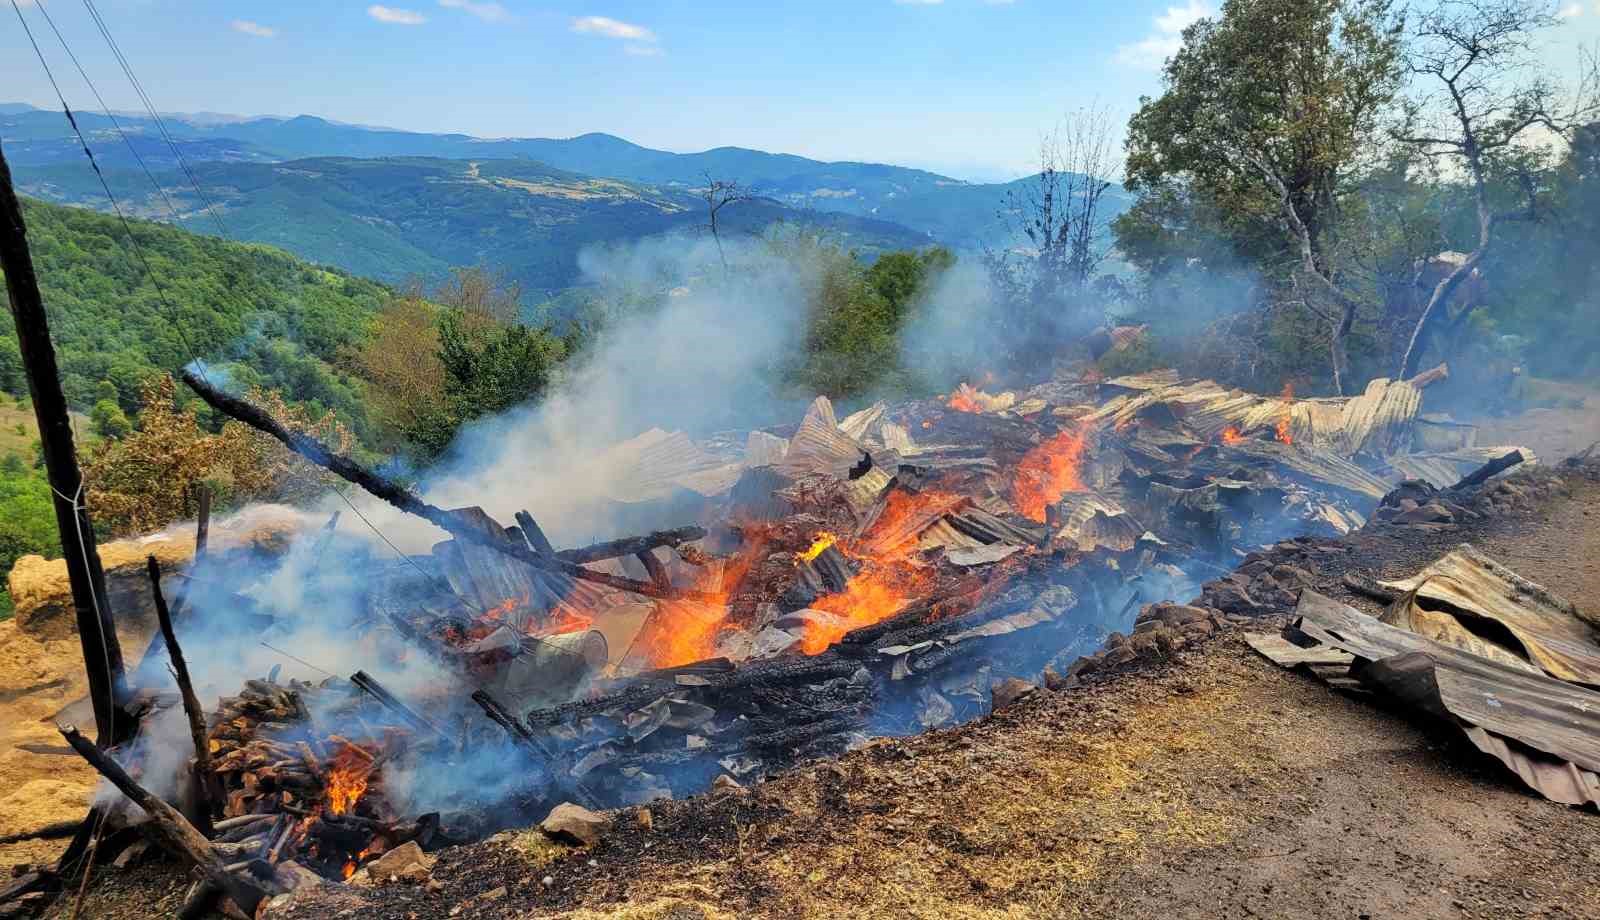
[700,172,751,271]
[989,105,1118,344]
[1392,1,1600,377]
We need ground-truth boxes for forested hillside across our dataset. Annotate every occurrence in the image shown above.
[18,156,934,296]
[0,198,388,427]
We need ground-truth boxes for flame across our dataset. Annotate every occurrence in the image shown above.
[945,383,984,414]
[536,605,594,636]
[1275,383,1294,445]
[1220,426,1244,445]
[1013,427,1090,522]
[798,490,951,653]
[637,529,770,668]
[804,563,928,654]
[342,841,378,879]
[798,532,838,563]
[325,744,374,816]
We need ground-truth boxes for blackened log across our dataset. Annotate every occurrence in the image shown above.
[149,557,218,833]
[0,818,81,845]
[57,725,271,916]
[1449,449,1525,491]
[179,368,714,602]
[560,527,708,565]
[470,689,543,753]
[515,511,556,556]
[636,550,672,590]
[351,670,448,741]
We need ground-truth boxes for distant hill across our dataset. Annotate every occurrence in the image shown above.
[16,155,934,296]
[3,103,1130,249]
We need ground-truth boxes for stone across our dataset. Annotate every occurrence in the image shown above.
[991,677,1037,710]
[273,861,326,892]
[1393,503,1453,524]
[540,802,612,846]
[356,841,434,886]
[712,774,747,798]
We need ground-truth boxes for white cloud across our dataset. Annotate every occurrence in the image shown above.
[231,19,277,38]
[570,15,656,41]
[368,5,426,25]
[1555,1,1581,17]
[439,0,510,23]
[1115,0,1211,70]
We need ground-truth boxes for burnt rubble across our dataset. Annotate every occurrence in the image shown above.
[10,365,1552,915]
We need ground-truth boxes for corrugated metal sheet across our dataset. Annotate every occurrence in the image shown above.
[1054,492,1143,552]
[777,396,865,479]
[1290,590,1600,807]
[1379,544,1600,686]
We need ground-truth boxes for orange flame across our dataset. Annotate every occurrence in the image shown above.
[1275,383,1294,445]
[1220,426,1244,445]
[799,532,838,563]
[804,563,928,654]
[325,744,374,816]
[945,383,984,414]
[638,529,769,668]
[798,490,952,653]
[1013,427,1090,522]
[536,605,594,636]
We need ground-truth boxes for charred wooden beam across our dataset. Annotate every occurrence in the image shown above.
[515,510,556,556]
[57,725,272,916]
[560,527,708,565]
[1449,449,1525,491]
[149,557,219,832]
[470,689,549,756]
[351,670,448,741]
[1,143,126,744]
[179,369,715,602]
[636,550,672,590]
[1405,362,1449,389]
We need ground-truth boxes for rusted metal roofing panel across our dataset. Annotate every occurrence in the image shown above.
[1291,591,1600,804]
[1379,544,1600,687]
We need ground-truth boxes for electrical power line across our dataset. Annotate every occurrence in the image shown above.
[12,0,590,666]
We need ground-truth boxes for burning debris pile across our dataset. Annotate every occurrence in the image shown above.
[20,364,1540,911]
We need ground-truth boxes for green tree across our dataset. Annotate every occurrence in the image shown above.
[90,398,132,440]
[1121,0,1404,393]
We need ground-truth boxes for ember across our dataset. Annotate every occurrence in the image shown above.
[1014,426,1090,522]
[1220,425,1245,445]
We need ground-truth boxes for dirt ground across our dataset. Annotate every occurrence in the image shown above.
[15,409,1600,920]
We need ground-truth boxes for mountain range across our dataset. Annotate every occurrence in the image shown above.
[2,103,1132,295]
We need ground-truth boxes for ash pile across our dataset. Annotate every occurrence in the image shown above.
[18,364,1538,913]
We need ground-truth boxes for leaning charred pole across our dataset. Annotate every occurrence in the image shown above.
[179,368,717,602]
[57,725,270,916]
[0,140,126,744]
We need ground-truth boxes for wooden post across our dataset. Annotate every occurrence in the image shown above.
[149,556,220,831]
[0,139,126,744]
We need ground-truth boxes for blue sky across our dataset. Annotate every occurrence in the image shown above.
[6,0,1599,181]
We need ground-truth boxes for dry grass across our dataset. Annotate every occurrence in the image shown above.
[560,659,1269,920]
